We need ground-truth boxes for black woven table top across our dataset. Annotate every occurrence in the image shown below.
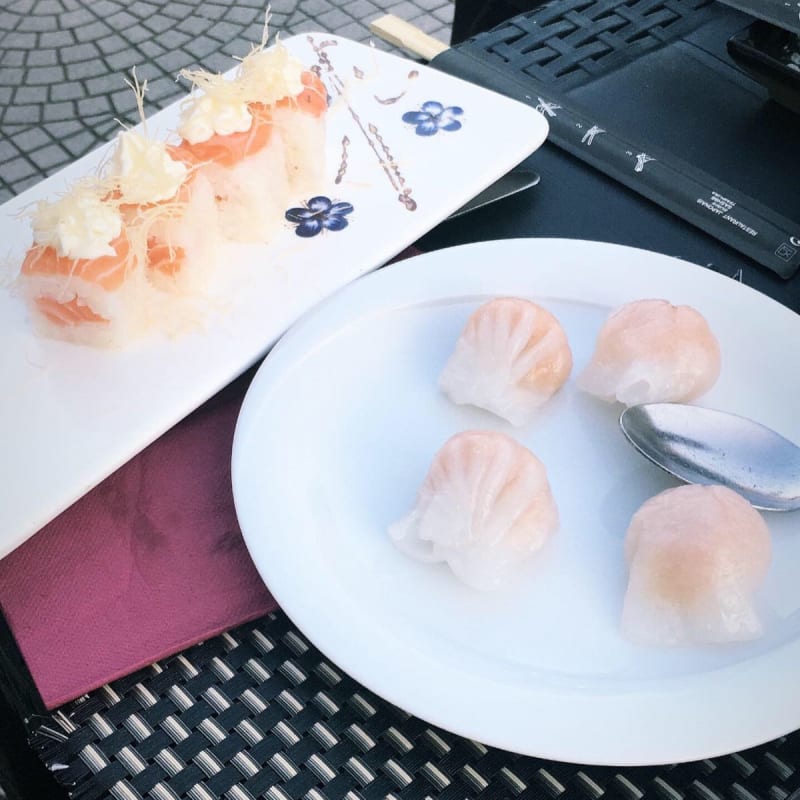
[28,611,800,800]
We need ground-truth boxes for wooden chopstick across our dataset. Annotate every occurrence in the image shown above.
[369,14,448,61]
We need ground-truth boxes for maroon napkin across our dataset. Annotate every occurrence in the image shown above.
[0,370,275,709]
[0,248,421,711]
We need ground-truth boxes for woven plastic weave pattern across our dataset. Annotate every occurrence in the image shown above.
[471,0,714,83]
[30,612,800,800]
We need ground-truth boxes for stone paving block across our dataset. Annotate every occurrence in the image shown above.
[25,65,66,85]
[29,143,70,170]
[51,120,85,137]
[4,104,41,125]
[346,0,383,19]
[156,50,196,73]
[97,33,129,55]
[1,50,26,68]
[407,12,449,38]
[0,140,20,162]
[85,75,119,96]
[317,8,354,30]
[177,16,211,36]
[225,5,262,24]
[138,40,167,59]
[332,20,371,40]
[9,0,34,13]
[14,85,49,104]
[413,0,451,9]
[193,51,235,74]
[11,127,49,152]
[157,30,192,51]
[385,0,431,24]
[39,29,77,48]
[60,8,95,28]
[42,100,76,122]
[30,0,62,13]
[77,95,113,117]
[300,0,336,18]
[49,81,85,101]
[60,42,101,63]
[144,79,184,105]
[3,157,39,183]
[26,49,59,67]
[90,0,124,17]
[430,4,455,23]
[106,11,139,30]
[163,3,198,20]
[206,21,242,44]
[142,14,175,34]
[65,60,104,81]
[106,49,145,72]
[196,3,227,20]
[6,32,38,50]
[183,34,224,61]
[118,25,153,45]
[74,21,113,43]
[11,173,45,194]
[62,129,99,156]
[0,12,20,30]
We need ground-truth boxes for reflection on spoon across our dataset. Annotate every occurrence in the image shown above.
[619,403,800,511]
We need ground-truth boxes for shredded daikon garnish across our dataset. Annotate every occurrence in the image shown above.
[32,178,122,260]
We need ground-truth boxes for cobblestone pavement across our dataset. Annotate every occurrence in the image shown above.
[0,0,453,202]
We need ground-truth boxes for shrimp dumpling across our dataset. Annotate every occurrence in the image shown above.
[389,431,558,590]
[439,298,573,426]
[578,299,721,405]
[622,484,771,645]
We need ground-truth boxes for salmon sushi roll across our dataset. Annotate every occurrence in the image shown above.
[110,127,219,294]
[18,179,148,347]
[238,42,328,198]
[175,36,327,242]
[175,68,292,243]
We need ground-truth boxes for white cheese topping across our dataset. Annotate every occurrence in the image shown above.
[33,186,122,260]
[178,94,252,145]
[238,42,305,104]
[111,130,187,204]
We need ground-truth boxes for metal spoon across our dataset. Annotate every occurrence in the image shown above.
[619,403,800,511]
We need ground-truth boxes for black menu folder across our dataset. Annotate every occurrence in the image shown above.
[427,0,800,279]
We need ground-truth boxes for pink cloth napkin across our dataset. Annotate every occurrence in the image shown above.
[0,370,276,709]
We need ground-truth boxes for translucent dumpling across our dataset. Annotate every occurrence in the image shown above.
[578,299,721,405]
[622,484,771,645]
[439,297,573,426]
[389,430,559,590]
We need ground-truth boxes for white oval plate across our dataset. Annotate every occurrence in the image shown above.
[232,238,800,766]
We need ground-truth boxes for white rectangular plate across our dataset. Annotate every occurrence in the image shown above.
[0,34,548,560]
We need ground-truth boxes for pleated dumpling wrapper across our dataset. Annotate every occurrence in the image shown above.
[389,431,559,590]
[439,298,573,426]
[578,298,721,405]
[622,484,771,645]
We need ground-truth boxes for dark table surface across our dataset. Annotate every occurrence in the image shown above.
[4,0,800,797]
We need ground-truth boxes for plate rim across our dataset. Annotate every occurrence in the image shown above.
[232,237,800,766]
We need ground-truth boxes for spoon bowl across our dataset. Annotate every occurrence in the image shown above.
[619,403,800,511]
